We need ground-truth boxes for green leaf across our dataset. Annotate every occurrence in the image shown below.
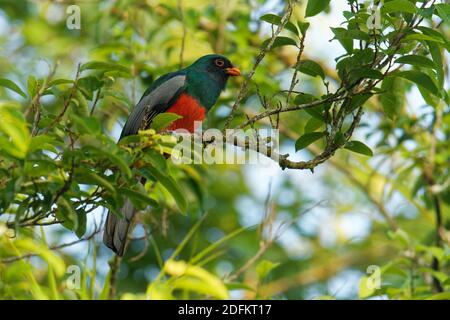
[418,267,449,284]
[256,260,280,280]
[80,61,130,74]
[171,277,223,299]
[348,68,383,82]
[27,75,38,97]
[296,60,325,79]
[344,141,373,157]
[0,78,27,98]
[380,77,404,120]
[395,55,437,69]
[83,145,132,179]
[305,108,326,122]
[75,210,87,238]
[418,26,450,60]
[48,79,74,86]
[333,132,345,146]
[78,76,103,99]
[56,196,78,231]
[144,149,168,172]
[331,27,369,41]
[418,86,440,108]
[0,106,30,159]
[428,246,445,262]
[103,89,131,105]
[47,264,60,300]
[225,282,255,292]
[28,135,59,154]
[305,0,330,18]
[146,281,175,300]
[141,166,187,213]
[304,117,323,133]
[285,22,299,36]
[295,132,326,151]
[395,70,440,97]
[119,187,159,208]
[387,228,410,248]
[70,114,101,135]
[14,239,66,276]
[76,168,116,194]
[404,33,444,43]
[263,36,297,49]
[330,27,354,53]
[260,13,281,25]
[427,41,444,88]
[418,245,446,263]
[294,93,316,105]
[358,276,375,299]
[382,0,418,14]
[72,90,89,115]
[108,152,132,179]
[150,113,183,132]
[349,93,373,112]
[164,260,229,300]
[298,22,310,36]
[313,295,337,300]
[434,3,450,26]
[426,292,450,300]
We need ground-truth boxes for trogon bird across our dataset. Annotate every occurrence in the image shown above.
[103,54,240,256]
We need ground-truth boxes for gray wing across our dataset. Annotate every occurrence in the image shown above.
[120,74,186,138]
[103,74,186,256]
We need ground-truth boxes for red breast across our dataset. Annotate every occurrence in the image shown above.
[165,93,206,133]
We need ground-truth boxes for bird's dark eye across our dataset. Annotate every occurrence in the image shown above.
[214,59,225,67]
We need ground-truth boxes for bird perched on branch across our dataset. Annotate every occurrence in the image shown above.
[103,54,240,256]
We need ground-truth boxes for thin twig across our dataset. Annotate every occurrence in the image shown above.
[30,62,58,136]
[177,0,186,69]
[90,88,102,116]
[286,32,307,104]
[223,0,295,129]
[129,224,151,262]
[42,63,81,134]
[236,94,346,130]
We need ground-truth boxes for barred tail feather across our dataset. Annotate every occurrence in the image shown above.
[103,199,136,256]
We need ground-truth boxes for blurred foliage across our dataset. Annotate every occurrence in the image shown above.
[0,0,449,300]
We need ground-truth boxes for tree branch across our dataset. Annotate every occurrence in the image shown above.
[223,0,295,129]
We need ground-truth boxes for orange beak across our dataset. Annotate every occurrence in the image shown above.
[225,67,241,76]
